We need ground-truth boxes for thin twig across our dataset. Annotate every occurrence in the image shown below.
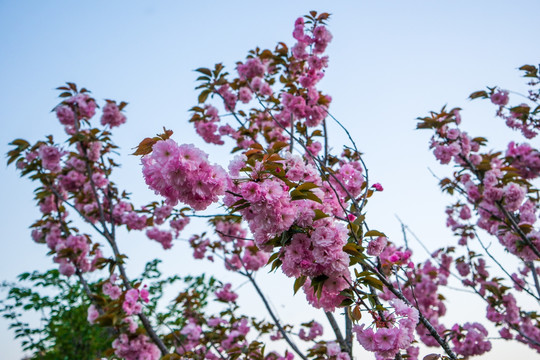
[474,232,539,301]
[290,113,294,152]
[244,272,308,360]
[322,118,329,166]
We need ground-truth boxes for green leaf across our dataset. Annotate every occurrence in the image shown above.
[519,64,538,78]
[266,252,280,265]
[296,182,318,191]
[198,89,211,104]
[272,141,289,152]
[313,209,329,221]
[195,67,212,77]
[293,276,306,295]
[469,90,488,100]
[339,298,354,307]
[196,76,210,82]
[231,202,250,213]
[364,230,385,238]
[291,189,323,204]
[343,243,361,256]
[270,259,282,273]
[363,276,384,291]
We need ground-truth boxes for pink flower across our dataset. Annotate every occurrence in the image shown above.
[180,320,202,341]
[299,321,324,341]
[38,145,62,172]
[140,286,149,303]
[251,77,273,96]
[142,140,229,211]
[215,283,238,302]
[101,101,126,128]
[122,290,142,316]
[87,304,99,324]
[374,327,398,351]
[153,204,172,225]
[146,227,173,249]
[56,105,75,126]
[372,183,384,191]
[451,322,492,357]
[237,58,266,80]
[66,93,96,119]
[503,183,525,211]
[170,216,190,236]
[490,90,509,106]
[121,212,148,230]
[58,262,75,277]
[125,289,139,303]
[367,236,387,256]
[217,84,237,111]
[124,317,138,333]
[103,282,122,300]
[355,325,377,352]
[455,261,470,277]
[238,87,253,103]
[459,205,471,220]
[312,25,332,54]
[112,334,160,360]
[228,154,246,177]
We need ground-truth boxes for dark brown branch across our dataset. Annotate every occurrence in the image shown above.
[73,122,169,355]
[527,261,540,300]
[325,312,349,354]
[344,314,353,355]
[362,262,458,360]
[494,199,540,259]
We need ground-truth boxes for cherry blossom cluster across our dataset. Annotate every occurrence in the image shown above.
[418,67,540,355]
[142,139,229,211]
[490,89,539,139]
[450,322,492,357]
[354,299,419,360]
[461,251,540,352]
[167,280,313,359]
[189,13,333,153]
[101,101,127,128]
[223,152,355,311]
[423,106,539,262]
[112,334,161,360]
[377,249,454,349]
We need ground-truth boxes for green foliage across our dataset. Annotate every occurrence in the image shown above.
[1,260,197,359]
[0,269,111,360]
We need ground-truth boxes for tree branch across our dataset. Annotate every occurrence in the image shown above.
[244,272,308,360]
[325,312,349,354]
[362,262,458,360]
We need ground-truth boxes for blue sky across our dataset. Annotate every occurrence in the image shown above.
[1,1,539,359]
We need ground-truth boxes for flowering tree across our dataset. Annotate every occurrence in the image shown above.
[6,11,540,360]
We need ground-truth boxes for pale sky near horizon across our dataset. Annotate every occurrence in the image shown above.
[1,1,539,359]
